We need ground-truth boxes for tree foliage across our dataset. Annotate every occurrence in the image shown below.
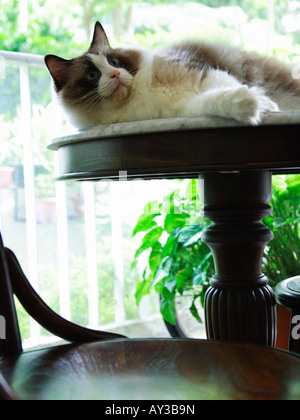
[0,0,298,55]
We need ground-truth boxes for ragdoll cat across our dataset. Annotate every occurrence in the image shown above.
[45,21,300,129]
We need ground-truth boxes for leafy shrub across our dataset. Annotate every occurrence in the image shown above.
[132,176,300,325]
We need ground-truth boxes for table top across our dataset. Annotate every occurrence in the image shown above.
[1,339,300,400]
[49,112,300,181]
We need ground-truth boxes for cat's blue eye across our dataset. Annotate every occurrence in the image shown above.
[86,70,100,80]
[109,57,120,68]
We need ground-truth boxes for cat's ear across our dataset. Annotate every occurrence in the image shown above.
[89,21,110,51]
[45,55,72,92]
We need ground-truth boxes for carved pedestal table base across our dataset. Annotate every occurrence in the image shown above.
[202,171,277,346]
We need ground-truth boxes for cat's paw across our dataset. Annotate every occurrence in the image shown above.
[228,86,279,125]
[249,87,279,123]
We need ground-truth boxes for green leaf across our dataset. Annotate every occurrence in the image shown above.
[154,279,165,294]
[193,253,213,286]
[133,242,151,261]
[176,268,193,291]
[149,242,163,272]
[160,294,176,325]
[189,298,203,324]
[162,236,178,258]
[184,230,203,247]
[164,213,189,234]
[132,213,159,237]
[176,225,203,246]
[133,226,164,260]
[135,276,153,306]
[193,267,206,287]
[153,256,172,285]
[164,277,177,295]
[141,227,164,250]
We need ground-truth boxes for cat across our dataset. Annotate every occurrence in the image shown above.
[45,21,300,129]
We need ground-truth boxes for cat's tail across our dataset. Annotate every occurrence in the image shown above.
[242,51,300,111]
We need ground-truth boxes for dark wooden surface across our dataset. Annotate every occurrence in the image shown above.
[202,172,277,346]
[1,339,300,400]
[52,124,300,181]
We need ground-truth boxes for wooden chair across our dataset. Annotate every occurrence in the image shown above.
[1,230,300,400]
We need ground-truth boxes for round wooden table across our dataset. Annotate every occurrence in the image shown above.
[50,116,300,348]
[1,339,300,400]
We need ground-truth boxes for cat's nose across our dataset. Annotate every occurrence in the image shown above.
[110,70,120,79]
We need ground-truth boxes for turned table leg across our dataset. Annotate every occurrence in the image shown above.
[201,171,277,347]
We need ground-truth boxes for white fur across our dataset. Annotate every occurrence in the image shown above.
[90,54,135,99]
[63,48,280,129]
[183,70,279,125]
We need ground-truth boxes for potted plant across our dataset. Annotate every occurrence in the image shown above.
[132,180,213,332]
[132,176,300,349]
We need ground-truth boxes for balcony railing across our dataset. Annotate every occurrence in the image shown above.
[0,50,167,348]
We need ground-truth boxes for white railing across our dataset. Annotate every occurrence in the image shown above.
[1,50,45,344]
[0,50,163,348]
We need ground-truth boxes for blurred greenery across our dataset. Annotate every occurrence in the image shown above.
[263,175,300,287]
[1,0,299,57]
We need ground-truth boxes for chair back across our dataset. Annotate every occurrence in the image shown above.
[0,232,22,357]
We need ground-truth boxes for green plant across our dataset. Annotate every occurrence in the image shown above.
[132,175,300,326]
[132,180,214,325]
[263,175,300,287]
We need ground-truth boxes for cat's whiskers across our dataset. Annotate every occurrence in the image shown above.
[82,96,101,110]
[79,95,101,111]
[71,88,101,111]
[71,87,99,104]
[98,79,115,97]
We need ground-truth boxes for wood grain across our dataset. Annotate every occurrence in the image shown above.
[54,124,300,181]
[1,339,300,400]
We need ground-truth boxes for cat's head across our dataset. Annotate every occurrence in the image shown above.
[45,22,141,128]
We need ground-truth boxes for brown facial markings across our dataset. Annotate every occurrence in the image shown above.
[106,49,141,76]
[61,49,141,107]
[62,56,103,109]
